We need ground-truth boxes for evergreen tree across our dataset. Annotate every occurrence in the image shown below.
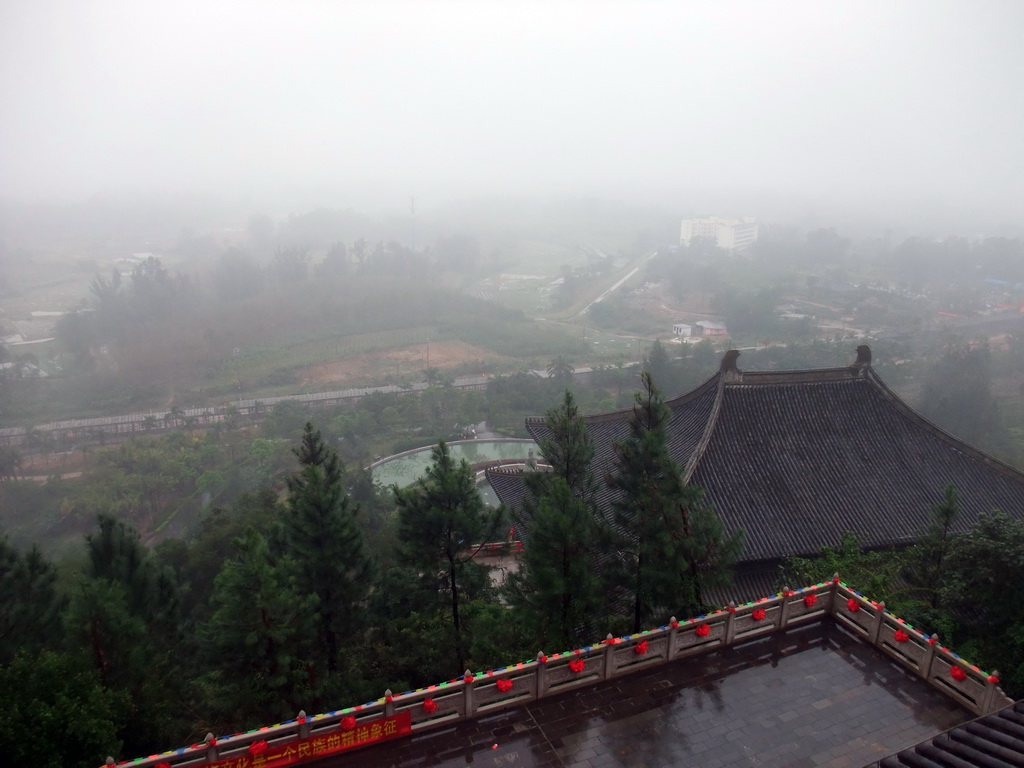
[610,373,740,631]
[509,391,603,648]
[0,537,63,664]
[644,339,674,395]
[394,440,501,672]
[936,510,1024,696]
[282,423,371,682]
[511,477,601,648]
[68,516,186,756]
[0,650,122,768]
[203,528,318,722]
[906,484,962,607]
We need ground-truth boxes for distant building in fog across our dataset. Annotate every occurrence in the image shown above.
[695,320,729,336]
[680,217,758,251]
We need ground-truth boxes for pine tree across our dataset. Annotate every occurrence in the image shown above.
[394,440,500,672]
[0,537,63,664]
[644,339,674,394]
[509,391,603,648]
[906,484,962,607]
[69,516,185,755]
[282,423,370,678]
[203,528,318,722]
[610,373,740,631]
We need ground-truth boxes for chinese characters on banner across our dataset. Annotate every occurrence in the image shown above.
[205,712,412,768]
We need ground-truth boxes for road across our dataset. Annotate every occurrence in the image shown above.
[576,249,657,317]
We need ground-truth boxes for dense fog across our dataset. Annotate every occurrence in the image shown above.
[3,5,1024,767]
[2,1,1023,231]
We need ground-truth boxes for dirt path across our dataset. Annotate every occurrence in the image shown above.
[296,340,511,387]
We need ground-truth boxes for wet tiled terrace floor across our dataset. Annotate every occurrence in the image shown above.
[327,621,970,768]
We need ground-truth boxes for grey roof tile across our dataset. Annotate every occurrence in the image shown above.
[489,350,1024,565]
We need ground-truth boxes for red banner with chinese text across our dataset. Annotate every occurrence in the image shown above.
[206,712,412,768]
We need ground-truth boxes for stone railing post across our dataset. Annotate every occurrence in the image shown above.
[981,671,1002,714]
[724,602,737,645]
[870,601,886,645]
[778,588,792,629]
[603,634,616,679]
[667,617,679,658]
[205,732,219,763]
[921,634,939,679]
[462,671,476,717]
[536,651,549,698]
[829,573,840,614]
[384,689,396,718]
[297,710,310,739]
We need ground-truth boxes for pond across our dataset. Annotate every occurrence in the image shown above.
[370,439,538,503]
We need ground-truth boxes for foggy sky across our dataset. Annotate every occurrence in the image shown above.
[1,1,1022,227]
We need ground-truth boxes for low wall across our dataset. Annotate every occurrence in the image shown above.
[104,579,1010,768]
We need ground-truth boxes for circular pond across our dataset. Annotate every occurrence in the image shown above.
[370,439,538,502]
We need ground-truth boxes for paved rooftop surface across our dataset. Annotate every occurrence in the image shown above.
[327,621,970,768]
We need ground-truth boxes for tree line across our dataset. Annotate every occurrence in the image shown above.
[0,372,741,768]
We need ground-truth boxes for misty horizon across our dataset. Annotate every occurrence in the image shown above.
[2,1,1023,236]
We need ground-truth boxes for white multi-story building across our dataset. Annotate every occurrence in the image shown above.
[680,217,758,251]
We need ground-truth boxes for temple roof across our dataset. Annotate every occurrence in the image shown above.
[488,346,1024,563]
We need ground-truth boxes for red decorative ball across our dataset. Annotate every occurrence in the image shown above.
[988,674,1000,684]
[496,678,514,692]
[568,658,585,673]
[695,623,711,638]
[893,629,910,643]
[671,620,679,629]
[464,674,474,683]
[423,698,438,714]
[803,593,817,608]
[249,741,269,756]
[847,598,860,612]
[751,608,766,622]
[951,666,968,682]
[341,716,357,731]
[635,640,649,655]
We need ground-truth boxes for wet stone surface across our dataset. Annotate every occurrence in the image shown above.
[325,622,969,768]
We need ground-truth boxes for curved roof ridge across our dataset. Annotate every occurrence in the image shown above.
[731,367,866,385]
[683,372,727,484]
[526,371,724,438]
[863,367,1024,485]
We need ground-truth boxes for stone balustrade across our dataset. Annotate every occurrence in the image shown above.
[104,578,1011,768]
